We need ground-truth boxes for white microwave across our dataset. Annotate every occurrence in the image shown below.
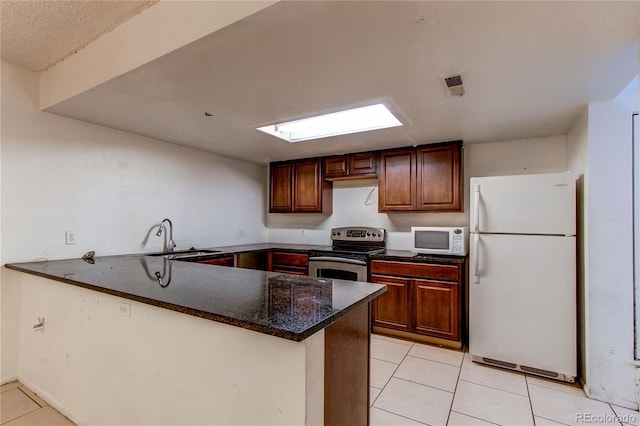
[411,226,469,256]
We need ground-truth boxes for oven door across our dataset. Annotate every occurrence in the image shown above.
[308,257,368,282]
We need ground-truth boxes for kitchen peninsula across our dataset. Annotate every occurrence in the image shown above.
[6,252,385,426]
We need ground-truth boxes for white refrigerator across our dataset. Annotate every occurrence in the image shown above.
[469,172,577,382]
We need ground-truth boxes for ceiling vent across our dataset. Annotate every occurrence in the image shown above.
[442,74,465,97]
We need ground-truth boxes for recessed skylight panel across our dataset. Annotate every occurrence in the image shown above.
[257,103,402,142]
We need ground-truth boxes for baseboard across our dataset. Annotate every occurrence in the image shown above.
[372,327,463,350]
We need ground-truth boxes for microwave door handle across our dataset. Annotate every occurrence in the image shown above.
[473,233,481,284]
[473,184,481,232]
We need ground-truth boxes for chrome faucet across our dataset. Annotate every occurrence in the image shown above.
[156,218,176,252]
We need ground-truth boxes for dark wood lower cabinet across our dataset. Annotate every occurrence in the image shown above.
[267,251,309,275]
[370,274,411,331]
[197,256,235,267]
[370,259,465,348]
[413,278,459,340]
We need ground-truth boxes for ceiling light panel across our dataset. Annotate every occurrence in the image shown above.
[257,103,403,142]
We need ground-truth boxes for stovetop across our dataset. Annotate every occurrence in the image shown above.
[309,227,387,259]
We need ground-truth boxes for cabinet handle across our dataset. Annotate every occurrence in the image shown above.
[473,234,481,284]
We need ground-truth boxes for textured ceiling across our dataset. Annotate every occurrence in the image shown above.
[46,1,639,164]
[0,0,157,72]
[0,1,637,165]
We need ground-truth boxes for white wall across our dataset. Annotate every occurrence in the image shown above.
[566,107,590,390]
[1,61,268,382]
[266,135,568,250]
[40,1,277,109]
[583,94,638,408]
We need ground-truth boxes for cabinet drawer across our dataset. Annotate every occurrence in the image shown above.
[272,265,309,275]
[198,256,235,267]
[271,252,309,266]
[370,260,459,281]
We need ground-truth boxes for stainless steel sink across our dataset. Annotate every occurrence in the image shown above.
[147,249,221,260]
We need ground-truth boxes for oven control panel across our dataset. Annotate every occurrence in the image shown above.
[330,227,386,243]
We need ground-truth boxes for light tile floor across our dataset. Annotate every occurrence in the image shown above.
[370,334,640,426]
[2,335,638,425]
[0,381,74,425]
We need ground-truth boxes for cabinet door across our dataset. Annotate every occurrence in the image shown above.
[269,162,293,213]
[293,158,330,212]
[378,148,416,211]
[413,278,460,340]
[416,142,462,211]
[370,274,412,331]
[348,152,377,177]
[323,155,348,179]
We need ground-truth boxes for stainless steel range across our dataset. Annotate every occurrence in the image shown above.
[308,226,386,282]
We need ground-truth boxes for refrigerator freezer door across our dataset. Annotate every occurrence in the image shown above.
[470,172,576,235]
[469,233,576,377]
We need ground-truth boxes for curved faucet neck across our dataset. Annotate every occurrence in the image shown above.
[158,218,176,252]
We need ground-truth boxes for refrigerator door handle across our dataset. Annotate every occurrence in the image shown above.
[473,233,480,284]
[473,184,481,232]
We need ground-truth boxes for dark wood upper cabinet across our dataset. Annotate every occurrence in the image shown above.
[378,148,416,211]
[269,162,293,213]
[416,142,462,211]
[269,158,332,213]
[378,141,462,212]
[322,155,349,179]
[348,152,377,177]
[322,151,377,180]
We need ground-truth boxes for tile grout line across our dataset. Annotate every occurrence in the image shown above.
[525,375,537,426]
[456,377,530,398]
[532,414,572,426]
[378,341,415,391]
[449,409,502,426]
[18,387,46,408]
[391,376,456,395]
[370,337,409,409]
[527,381,589,397]
[404,353,466,369]
[1,403,41,425]
[444,352,464,426]
[606,401,624,426]
[374,340,434,426]
[373,407,430,425]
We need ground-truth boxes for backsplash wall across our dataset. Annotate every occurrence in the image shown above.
[266,135,568,249]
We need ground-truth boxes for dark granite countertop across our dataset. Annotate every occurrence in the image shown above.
[371,249,467,265]
[5,252,385,342]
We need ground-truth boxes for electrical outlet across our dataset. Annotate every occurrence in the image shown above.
[238,228,245,237]
[119,302,131,318]
[65,231,76,245]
